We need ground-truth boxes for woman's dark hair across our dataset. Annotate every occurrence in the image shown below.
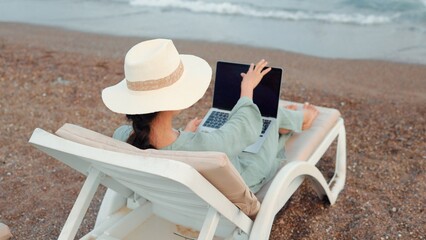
[126,112,159,149]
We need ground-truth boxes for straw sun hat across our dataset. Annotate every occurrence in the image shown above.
[102,39,212,114]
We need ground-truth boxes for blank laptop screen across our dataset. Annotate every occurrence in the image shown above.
[213,61,283,118]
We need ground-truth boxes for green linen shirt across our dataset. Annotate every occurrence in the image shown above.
[113,97,303,193]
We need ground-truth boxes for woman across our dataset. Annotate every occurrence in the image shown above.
[102,39,318,193]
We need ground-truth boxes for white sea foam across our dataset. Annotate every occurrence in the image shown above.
[129,0,393,25]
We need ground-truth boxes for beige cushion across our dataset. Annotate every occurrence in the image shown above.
[255,101,341,201]
[56,123,260,217]
[0,223,12,240]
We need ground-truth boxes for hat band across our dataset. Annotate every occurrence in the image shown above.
[126,61,184,91]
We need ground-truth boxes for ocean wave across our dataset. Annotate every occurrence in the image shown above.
[129,0,394,25]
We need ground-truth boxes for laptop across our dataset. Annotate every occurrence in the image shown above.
[198,61,283,153]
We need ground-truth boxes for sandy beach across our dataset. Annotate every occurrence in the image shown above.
[0,22,425,239]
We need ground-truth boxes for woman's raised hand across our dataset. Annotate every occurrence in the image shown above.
[240,59,271,99]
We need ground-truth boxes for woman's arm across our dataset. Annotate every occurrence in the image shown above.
[189,97,262,158]
[183,59,272,157]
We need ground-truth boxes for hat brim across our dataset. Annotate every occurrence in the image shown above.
[102,54,212,114]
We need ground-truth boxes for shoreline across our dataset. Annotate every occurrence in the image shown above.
[2,21,426,66]
[0,22,425,239]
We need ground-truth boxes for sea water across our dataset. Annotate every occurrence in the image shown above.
[0,0,425,64]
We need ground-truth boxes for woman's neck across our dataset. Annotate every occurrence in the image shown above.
[150,111,179,149]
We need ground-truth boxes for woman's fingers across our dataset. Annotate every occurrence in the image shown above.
[248,63,255,72]
[255,59,266,69]
[245,59,270,75]
[255,59,266,68]
[254,59,271,75]
[261,67,272,76]
[246,59,271,83]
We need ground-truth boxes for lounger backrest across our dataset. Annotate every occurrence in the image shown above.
[55,123,260,217]
[29,128,253,238]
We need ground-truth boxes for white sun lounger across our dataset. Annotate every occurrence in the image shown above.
[28,100,346,240]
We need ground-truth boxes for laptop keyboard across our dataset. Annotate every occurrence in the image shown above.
[203,111,229,129]
[261,119,271,135]
[203,111,272,135]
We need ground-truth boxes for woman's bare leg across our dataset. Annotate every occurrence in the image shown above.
[286,104,298,111]
[279,103,319,134]
[279,105,298,134]
[301,103,319,130]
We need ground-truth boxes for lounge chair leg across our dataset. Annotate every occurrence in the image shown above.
[198,207,221,240]
[95,189,127,227]
[328,120,347,202]
[250,161,336,240]
[100,201,153,238]
[58,167,103,240]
